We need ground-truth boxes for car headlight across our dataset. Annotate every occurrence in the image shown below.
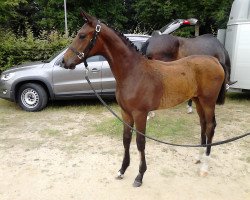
[1,72,15,81]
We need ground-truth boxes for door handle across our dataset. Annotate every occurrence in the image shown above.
[91,68,100,73]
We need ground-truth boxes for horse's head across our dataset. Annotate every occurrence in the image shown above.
[63,12,100,69]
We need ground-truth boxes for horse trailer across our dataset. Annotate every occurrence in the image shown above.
[217,0,250,91]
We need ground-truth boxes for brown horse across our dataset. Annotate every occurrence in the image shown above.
[141,34,232,113]
[63,12,226,187]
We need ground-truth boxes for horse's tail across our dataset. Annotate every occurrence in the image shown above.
[141,39,149,55]
[216,62,227,105]
[224,49,232,84]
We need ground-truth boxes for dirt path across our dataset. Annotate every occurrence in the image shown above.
[0,100,249,200]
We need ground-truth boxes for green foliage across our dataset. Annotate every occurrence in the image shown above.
[0,0,235,71]
[132,0,176,33]
[0,28,71,72]
[132,0,234,35]
[0,0,234,36]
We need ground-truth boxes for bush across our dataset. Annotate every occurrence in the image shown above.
[0,29,71,73]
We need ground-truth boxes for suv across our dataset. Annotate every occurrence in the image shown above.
[0,34,150,111]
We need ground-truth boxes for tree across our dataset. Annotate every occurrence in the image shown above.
[131,0,234,35]
[0,0,234,36]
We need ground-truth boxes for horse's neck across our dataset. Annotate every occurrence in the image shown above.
[99,27,142,81]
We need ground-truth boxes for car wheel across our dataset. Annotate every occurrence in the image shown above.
[18,83,48,112]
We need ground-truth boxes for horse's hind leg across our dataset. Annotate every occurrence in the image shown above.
[193,98,206,164]
[117,110,134,179]
[132,111,148,187]
[199,100,217,176]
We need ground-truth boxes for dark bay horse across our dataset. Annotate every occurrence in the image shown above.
[63,12,226,187]
[141,34,231,113]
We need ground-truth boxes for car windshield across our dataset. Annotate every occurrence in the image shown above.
[43,48,67,63]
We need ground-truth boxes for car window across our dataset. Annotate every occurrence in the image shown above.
[86,56,100,62]
[132,41,145,50]
[99,56,106,62]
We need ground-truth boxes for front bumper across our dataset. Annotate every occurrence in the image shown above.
[0,80,14,101]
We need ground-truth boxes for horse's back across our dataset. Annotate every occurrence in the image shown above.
[174,55,225,80]
[152,54,223,74]
[178,34,225,58]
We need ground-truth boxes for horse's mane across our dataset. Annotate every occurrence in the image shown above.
[101,21,140,53]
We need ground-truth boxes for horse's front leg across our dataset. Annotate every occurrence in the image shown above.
[132,111,148,187]
[117,110,134,179]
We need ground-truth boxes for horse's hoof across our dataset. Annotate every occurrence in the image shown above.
[199,171,208,177]
[133,180,142,187]
[116,171,124,180]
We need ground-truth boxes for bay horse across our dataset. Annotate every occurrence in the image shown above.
[141,34,231,113]
[63,12,226,187]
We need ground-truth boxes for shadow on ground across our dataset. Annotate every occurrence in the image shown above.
[47,98,117,109]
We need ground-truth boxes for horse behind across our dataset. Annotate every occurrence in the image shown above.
[63,12,226,187]
[141,34,231,113]
[141,33,231,83]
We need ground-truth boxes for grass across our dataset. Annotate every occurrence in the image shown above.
[95,104,200,144]
[0,92,249,148]
[94,92,250,145]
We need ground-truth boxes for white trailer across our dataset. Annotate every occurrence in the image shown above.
[218,0,250,91]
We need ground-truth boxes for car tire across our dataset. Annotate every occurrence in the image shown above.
[18,83,48,112]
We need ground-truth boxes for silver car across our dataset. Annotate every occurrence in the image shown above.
[0,34,150,111]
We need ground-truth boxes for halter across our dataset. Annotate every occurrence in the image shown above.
[69,21,101,68]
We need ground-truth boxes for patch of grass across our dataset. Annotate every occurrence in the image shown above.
[0,100,20,115]
[1,94,249,149]
[96,118,122,137]
[147,116,194,140]
[96,106,200,144]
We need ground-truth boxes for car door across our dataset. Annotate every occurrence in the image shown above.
[100,56,116,97]
[52,56,102,98]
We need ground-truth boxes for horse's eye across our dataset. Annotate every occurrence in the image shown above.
[79,34,86,39]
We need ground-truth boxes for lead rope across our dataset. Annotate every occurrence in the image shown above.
[84,70,250,147]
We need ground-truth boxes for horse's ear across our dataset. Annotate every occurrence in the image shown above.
[80,11,96,25]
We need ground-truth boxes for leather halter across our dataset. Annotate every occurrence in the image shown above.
[69,21,101,67]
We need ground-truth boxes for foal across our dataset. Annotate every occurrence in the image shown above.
[63,12,226,187]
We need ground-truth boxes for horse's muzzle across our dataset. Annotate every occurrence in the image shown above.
[62,58,76,69]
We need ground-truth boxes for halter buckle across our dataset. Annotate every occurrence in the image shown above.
[77,52,85,60]
[96,24,101,32]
